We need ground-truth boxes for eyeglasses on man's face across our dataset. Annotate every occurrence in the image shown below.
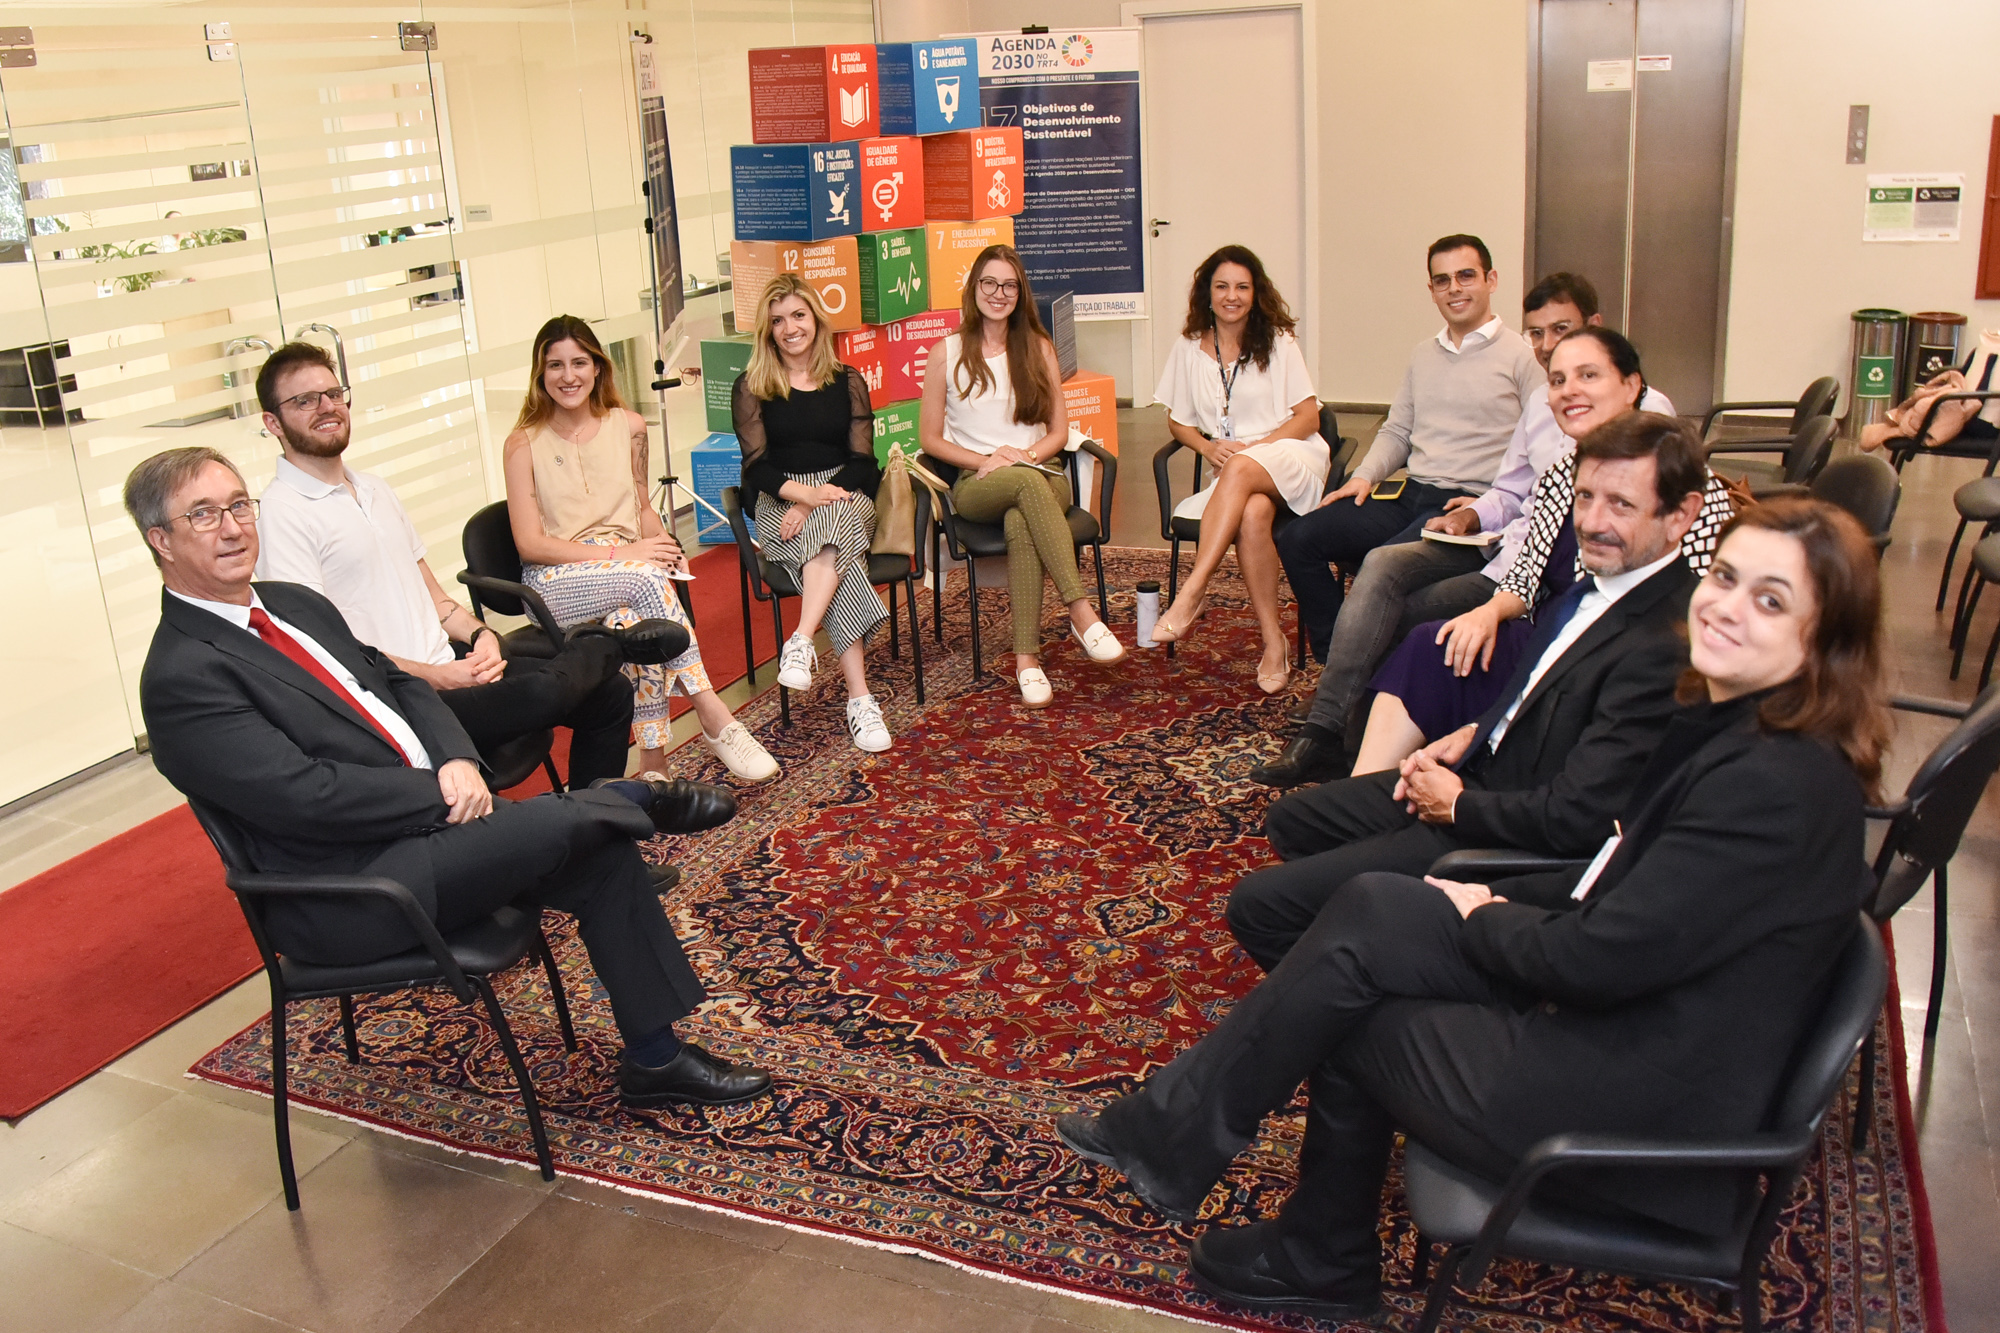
[977,276,1021,298]
[173,498,260,532]
[279,385,353,414]
[1427,267,1488,292]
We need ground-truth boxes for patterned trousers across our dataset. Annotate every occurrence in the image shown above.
[952,465,1085,655]
[753,468,886,656]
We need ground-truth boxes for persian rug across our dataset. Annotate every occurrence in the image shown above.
[192,548,1945,1332]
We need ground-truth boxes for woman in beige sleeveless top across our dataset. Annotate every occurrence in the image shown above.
[503,315,777,782]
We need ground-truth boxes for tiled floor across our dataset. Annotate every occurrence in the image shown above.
[4,407,1997,1331]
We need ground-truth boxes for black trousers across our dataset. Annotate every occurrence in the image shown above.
[1235,770,1474,969]
[1276,481,1477,661]
[440,636,632,788]
[1100,873,1524,1294]
[362,789,705,1041]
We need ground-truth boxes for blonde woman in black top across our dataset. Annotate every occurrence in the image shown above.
[731,275,891,753]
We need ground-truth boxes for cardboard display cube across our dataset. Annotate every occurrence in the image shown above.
[871,399,922,469]
[729,236,864,333]
[858,227,929,325]
[924,217,1015,312]
[883,309,962,402]
[921,127,1024,221]
[875,40,979,136]
[748,45,879,144]
[836,325,891,410]
[730,142,862,242]
[1063,369,1118,456]
[1035,290,1077,381]
[857,136,924,231]
[699,337,754,433]
[689,432,743,544]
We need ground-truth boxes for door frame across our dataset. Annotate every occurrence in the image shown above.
[1523,0,1746,403]
[1120,0,1320,405]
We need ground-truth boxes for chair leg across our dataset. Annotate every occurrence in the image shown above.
[1166,538,1181,661]
[540,757,565,794]
[1093,544,1108,621]
[1851,1027,1877,1153]
[1417,1245,1465,1333]
[337,995,360,1063]
[1950,578,1986,678]
[967,557,984,679]
[1737,1254,1764,1333]
[887,579,901,659]
[1927,866,1949,1044]
[738,568,758,685]
[1951,558,1983,650]
[473,975,555,1182]
[932,530,946,644]
[907,573,926,704]
[1410,1230,1431,1287]
[1936,517,1972,611]
[1978,616,2000,692]
[268,986,301,1210]
[534,925,578,1052]
[772,596,791,727]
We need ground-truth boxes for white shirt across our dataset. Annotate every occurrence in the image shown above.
[939,334,1047,456]
[1485,547,1681,752]
[257,457,454,666]
[166,587,435,770]
[1435,314,1507,355]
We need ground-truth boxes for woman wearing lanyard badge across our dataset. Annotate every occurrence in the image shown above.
[1151,246,1330,694]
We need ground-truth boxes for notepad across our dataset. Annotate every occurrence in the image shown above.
[1420,528,1501,547]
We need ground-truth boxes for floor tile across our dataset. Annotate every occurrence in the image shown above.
[778,1227,1048,1313]
[0,1219,158,1331]
[403,1192,771,1332]
[1029,1293,1211,1333]
[555,1175,792,1251]
[706,1252,1039,1333]
[105,1281,306,1332]
[105,976,278,1091]
[176,1137,546,1333]
[0,1072,173,1206]
[0,1092,344,1277]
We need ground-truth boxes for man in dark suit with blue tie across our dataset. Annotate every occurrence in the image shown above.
[127,445,769,1108]
[1228,414,1708,969]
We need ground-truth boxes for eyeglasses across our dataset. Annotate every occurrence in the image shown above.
[976,277,1021,298]
[173,498,260,532]
[278,385,353,414]
[1427,267,1487,292]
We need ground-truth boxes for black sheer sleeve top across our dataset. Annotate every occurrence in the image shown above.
[732,365,880,514]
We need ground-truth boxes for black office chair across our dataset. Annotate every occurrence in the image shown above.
[1150,404,1358,665]
[1846,687,2000,1150]
[927,437,1118,679]
[1698,375,1840,453]
[1934,476,2000,614]
[1722,414,1837,494]
[1879,390,2000,476]
[189,799,577,1210]
[719,481,930,726]
[1402,912,1885,1333]
[1761,453,1901,556]
[458,501,571,661]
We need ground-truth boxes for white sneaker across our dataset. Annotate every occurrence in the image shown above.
[776,633,816,691]
[702,721,779,783]
[1017,666,1054,708]
[846,693,892,753]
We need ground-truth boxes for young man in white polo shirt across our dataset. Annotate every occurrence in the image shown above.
[1277,234,1544,662]
[252,343,646,799]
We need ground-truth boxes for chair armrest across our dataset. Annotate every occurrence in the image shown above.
[1748,482,1811,502]
[1428,849,1585,879]
[1704,435,1796,455]
[1891,693,1969,720]
[225,870,476,1003]
[456,571,565,649]
[1077,436,1118,535]
[1700,400,1799,439]
[1152,437,1200,540]
[1456,1128,1815,1287]
[1912,391,2000,449]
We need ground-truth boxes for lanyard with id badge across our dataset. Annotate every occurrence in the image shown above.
[1214,340,1247,441]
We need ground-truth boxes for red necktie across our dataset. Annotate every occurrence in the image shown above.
[247,606,412,766]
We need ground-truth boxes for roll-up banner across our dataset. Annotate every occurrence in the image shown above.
[631,38,686,340]
[965,29,1143,321]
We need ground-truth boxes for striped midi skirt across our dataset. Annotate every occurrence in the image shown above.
[753,469,886,656]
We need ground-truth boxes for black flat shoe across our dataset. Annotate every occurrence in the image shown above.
[1188,1223,1386,1323]
[619,1043,772,1106]
[1055,1111,1201,1223]
[569,618,691,665]
[1249,732,1347,788]
[592,776,737,835]
[645,861,681,891]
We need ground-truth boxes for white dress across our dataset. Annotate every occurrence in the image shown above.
[1157,330,1328,520]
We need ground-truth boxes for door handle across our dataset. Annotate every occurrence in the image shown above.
[1150,218,1171,238]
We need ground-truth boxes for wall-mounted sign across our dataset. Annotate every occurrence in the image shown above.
[1586,59,1633,91]
[1864,172,1963,242]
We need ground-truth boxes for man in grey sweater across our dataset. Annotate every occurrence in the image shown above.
[1278,234,1543,661]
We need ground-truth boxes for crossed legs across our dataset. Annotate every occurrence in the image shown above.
[794,545,873,699]
[1157,457,1293,681]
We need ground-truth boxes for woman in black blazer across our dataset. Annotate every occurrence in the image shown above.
[1057,497,1892,1322]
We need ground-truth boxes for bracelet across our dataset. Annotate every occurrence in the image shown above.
[470,626,494,648]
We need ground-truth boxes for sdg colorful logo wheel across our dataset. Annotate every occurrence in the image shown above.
[1061,34,1093,67]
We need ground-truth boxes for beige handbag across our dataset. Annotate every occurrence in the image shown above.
[870,445,949,559]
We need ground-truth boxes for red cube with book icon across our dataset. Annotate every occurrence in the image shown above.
[749,45,880,143]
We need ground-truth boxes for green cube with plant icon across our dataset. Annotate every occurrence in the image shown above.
[871,399,921,469]
[857,228,928,325]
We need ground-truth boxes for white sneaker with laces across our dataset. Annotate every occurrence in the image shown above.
[776,633,816,690]
[846,693,892,753]
[702,721,779,783]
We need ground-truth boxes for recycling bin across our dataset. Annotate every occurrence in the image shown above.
[1846,308,1907,439]
[1903,312,1968,398]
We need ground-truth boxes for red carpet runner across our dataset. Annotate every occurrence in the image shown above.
[190,550,1946,1332]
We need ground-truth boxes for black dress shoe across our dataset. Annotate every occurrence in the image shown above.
[619,1043,772,1107]
[592,776,737,835]
[569,618,691,665]
[1285,697,1313,725]
[645,861,682,891]
[1055,1111,1201,1223]
[1249,732,1348,788]
[1188,1223,1385,1323]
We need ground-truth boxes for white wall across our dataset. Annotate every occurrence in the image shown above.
[1724,0,2000,404]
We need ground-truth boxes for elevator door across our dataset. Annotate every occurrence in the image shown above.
[1533,0,1737,414]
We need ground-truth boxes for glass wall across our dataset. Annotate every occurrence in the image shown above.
[0,0,876,807]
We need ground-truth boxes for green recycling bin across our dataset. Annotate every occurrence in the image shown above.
[1847,308,1907,440]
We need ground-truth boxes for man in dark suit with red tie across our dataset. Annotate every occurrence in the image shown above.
[127,445,767,1107]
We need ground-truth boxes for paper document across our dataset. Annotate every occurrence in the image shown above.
[1420,528,1500,548]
